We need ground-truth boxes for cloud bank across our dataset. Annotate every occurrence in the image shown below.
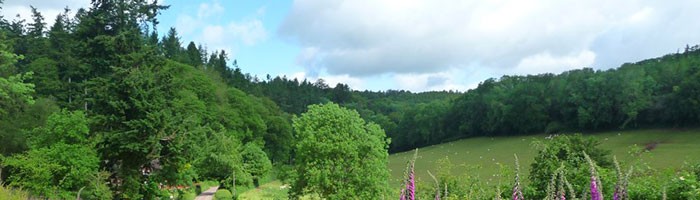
[176,0,267,55]
[279,0,700,91]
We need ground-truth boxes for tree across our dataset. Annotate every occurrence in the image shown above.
[184,41,202,67]
[241,143,272,187]
[0,58,34,117]
[330,83,351,103]
[290,103,390,199]
[27,6,46,37]
[161,27,182,60]
[0,35,36,155]
[193,130,244,188]
[27,57,60,96]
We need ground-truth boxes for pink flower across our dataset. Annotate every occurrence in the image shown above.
[407,162,415,200]
[590,175,602,200]
[400,188,406,200]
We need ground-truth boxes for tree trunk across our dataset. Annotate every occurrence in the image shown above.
[84,88,88,111]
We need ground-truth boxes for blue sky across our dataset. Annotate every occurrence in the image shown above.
[155,0,397,91]
[157,0,303,81]
[5,0,700,92]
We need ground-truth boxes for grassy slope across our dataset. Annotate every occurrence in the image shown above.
[237,181,289,200]
[388,129,700,187]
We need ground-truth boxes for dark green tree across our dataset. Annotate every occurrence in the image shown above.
[161,27,182,60]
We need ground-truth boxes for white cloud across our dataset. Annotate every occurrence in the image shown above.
[280,0,700,91]
[513,50,597,75]
[174,1,268,57]
[195,18,267,55]
[2,0,89,27]
[228,19,267,46]
[285,71,365,90]
[197,0,224,18]
[321,74,364,90]
[175,14,198,35]
[393,69,475,92]
[199,25,229,53]
[290,71,306,81]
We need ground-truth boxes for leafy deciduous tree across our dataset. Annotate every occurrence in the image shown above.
[290,103,390,199]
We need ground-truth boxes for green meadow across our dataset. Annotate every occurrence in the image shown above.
[387,129,700,187]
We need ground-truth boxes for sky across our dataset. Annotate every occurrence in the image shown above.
[3,0,700,92]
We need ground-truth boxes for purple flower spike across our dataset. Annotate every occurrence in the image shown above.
[590,175,602,200]
[408,163,415,200]
[400,188,406,200]
[561,191,566,200]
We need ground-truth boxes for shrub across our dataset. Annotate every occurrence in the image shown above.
[529,134,612,199]
[214,189,233,200]
[665,165,700,200]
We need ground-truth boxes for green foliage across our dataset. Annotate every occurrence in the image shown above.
[3,143,102,198]
[28,109,89,148]
[26,57,60,96]
[290,103,390,199]
[0,38,34,117]
[180,190,196,200]
[2,110,108,199]
[241,143,272,187]
[0,184,30,200]
[628,161,700,200]
[665,170,700,200]
[195,131,242,182]
[0,98,59,156]
[528,134,613,199]
[214,189,233,200]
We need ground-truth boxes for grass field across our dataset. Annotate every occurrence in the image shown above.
[388,129,700,187]
[237,181,289,200]
[239,129,700,198]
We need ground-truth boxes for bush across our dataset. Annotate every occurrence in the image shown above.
[214,189,233,200]
[528,134,612,199]
[666,172,699,200]
[179,190,196,200]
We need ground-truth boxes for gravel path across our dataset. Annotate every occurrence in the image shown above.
[194,186,219,200]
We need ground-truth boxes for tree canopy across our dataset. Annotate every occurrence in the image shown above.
[289,103,390,199]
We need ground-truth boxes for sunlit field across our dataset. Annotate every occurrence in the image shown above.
[388,129,700,187]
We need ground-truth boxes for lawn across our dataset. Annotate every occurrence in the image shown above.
[237,181,289,200]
